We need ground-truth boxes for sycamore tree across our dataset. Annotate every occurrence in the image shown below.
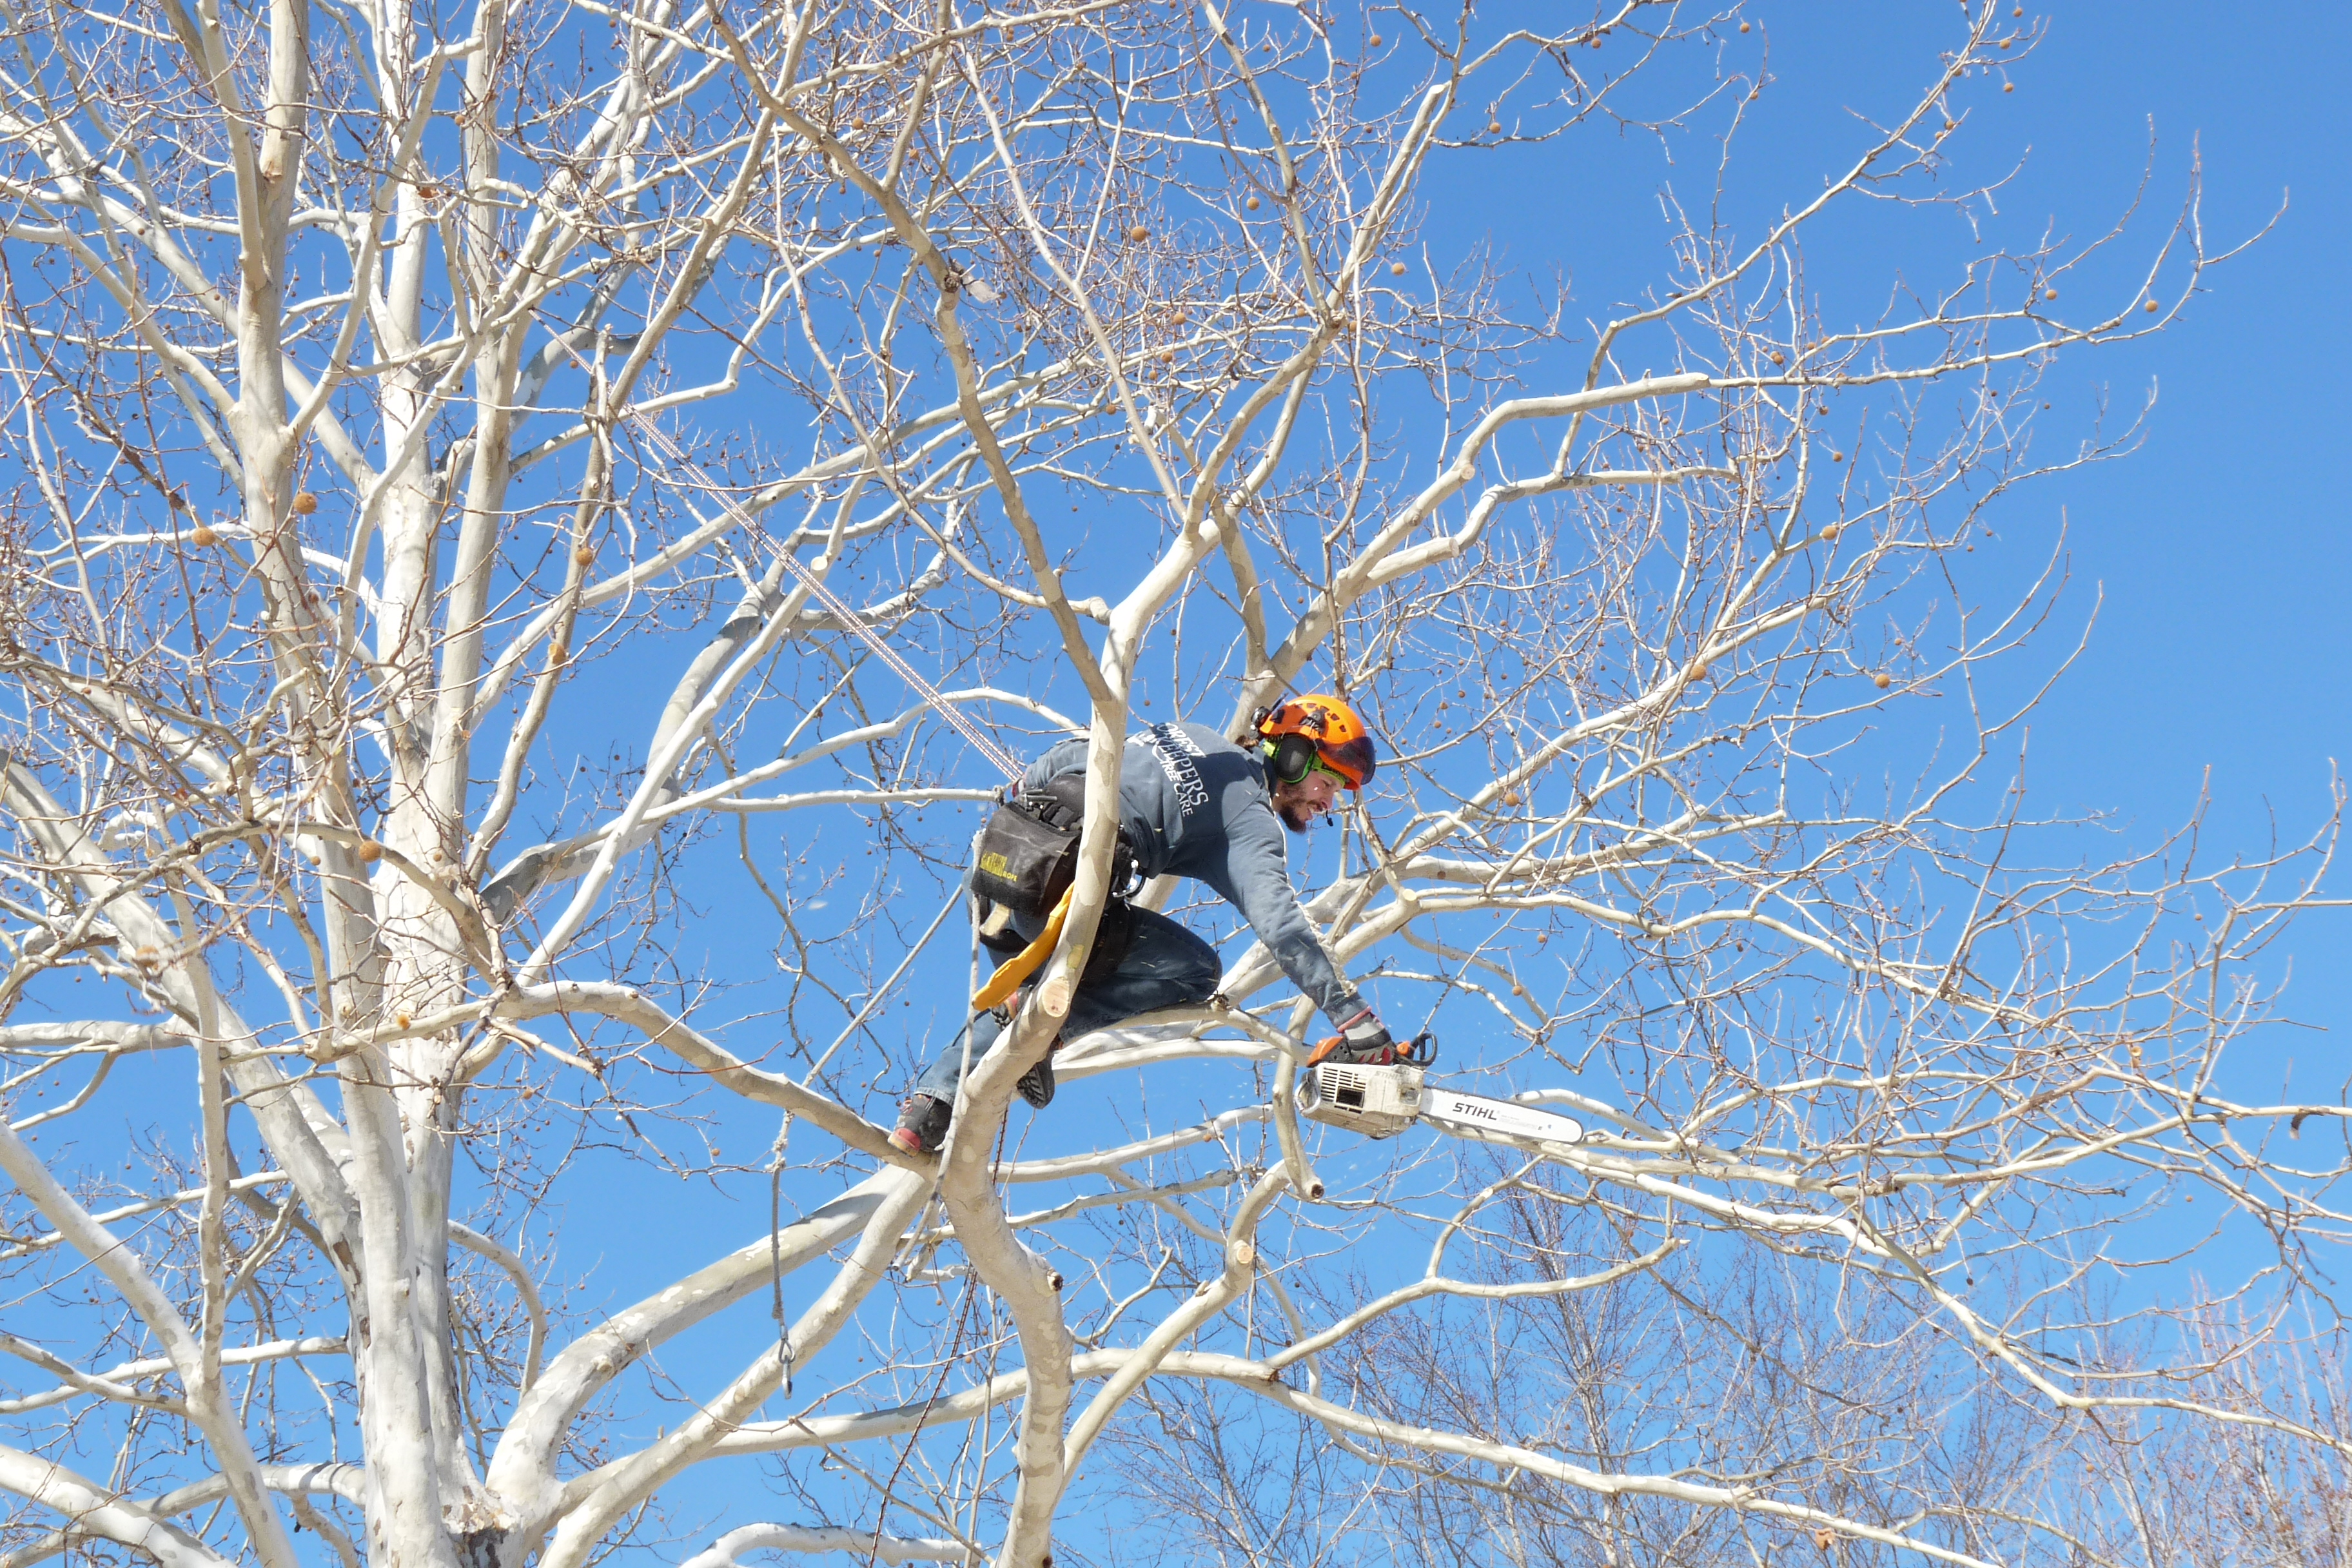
[0,1,2341,1566]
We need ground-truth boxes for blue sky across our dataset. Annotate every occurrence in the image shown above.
[1703,5,2347,832]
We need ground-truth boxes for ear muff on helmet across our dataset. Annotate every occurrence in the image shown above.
[1266,732,1319,786]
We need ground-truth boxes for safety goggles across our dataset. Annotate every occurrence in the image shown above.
[1313,734,1376,789]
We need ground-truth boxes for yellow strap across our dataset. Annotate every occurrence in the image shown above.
[969,887,1073,1014]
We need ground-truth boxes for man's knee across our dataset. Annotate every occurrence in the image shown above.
[1181,934,1224,999]
[1139,915,1223,1002]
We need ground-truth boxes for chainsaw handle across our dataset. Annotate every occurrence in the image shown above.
[1302,1029,1438,1070]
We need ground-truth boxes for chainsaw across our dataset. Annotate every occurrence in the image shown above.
[1294,1031,1587,1155]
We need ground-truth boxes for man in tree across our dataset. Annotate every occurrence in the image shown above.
[891,694,1394,1155]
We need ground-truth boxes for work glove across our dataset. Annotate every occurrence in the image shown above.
[1329,1008,1395,1065]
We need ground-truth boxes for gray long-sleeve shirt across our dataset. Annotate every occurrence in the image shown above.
[1020,721,1363,1026]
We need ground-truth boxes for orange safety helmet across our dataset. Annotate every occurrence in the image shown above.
[1255,693,1378,790]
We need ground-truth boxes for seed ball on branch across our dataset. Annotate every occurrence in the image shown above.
[1128,224,1148,242]
[1769,349,1786,365]
[2144,298,2160,312]
[574,545,596,565]
[1367,32,1382,45]
[1245,195,1260,210]
[1874,672,1893,690]
[1501,787,1521,807]
[2044,287,2058,300]
[190,525,218,546]
[1739,20,1750,31]
[358,839,384,862]
[2003,81,2014,91]
[292,491,319,514]
[1390,261,1407,276]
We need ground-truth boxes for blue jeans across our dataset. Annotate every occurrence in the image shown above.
[914,903,1224,1104]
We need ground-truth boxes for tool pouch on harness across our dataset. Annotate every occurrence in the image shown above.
[970,775,1086,919]
[971,774,1136,917]
[970,774,1135,984]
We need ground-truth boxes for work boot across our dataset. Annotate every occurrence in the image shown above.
[1015,1055,1055,1110]
[1013,1025,1069,1110]
[890,1093,952,1156]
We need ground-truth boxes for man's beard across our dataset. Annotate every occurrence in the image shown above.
[1276,798,1317,832]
